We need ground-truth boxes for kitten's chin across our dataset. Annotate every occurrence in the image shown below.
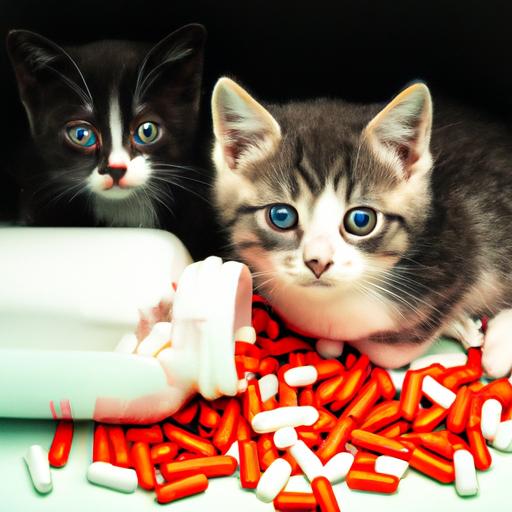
[263,280,400,342]
[95,186,136,200]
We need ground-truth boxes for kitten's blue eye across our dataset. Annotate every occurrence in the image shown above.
[267,204,299,230]
[134,122,159,145]
[66,124,97,148]
[343,207,378,236]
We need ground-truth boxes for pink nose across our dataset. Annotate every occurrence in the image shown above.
[305,258,333,279]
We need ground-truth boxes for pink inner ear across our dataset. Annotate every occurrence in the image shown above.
[222,126,254,170]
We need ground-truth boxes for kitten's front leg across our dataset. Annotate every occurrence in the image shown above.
[482,309,512,378]
[441,314,483,349]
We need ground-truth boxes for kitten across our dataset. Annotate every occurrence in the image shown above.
[7,24,219,260]
[211,77,512,376]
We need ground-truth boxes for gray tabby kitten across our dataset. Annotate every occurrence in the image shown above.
[210,77,512,377]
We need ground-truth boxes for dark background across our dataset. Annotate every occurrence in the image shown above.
[1,0,512,219]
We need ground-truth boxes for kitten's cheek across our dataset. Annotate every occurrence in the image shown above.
[124,157,149,187]
[350,338,433,368]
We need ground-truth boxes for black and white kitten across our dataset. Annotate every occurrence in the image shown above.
[7,24,218,259]
[211,77,512,376]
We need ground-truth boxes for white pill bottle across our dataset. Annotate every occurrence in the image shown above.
[0,228,252,423]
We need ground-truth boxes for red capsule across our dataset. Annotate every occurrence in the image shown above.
[163,424,217,457]
[125,425,163,444]
[299,388,317,407]
[372,368,397,400]
[333,355,370,406]
[351,451,378,471]
[172,400,199,425]
[466,426,492,470]
[311,476,340,512]
[239,440,260,488]
[316,375,344,405]
[252,308,269,334]
[48,420,73,468]
[266,317,281,339]
[378,421,410,439]
[212,399,240,454]
[236,415,253,441]
[93,424,110,463]
[279,380,298,407]
[479,378,512,408]
[447,385,472,433]
[259,357,280,376]
[412,405,448,433]
[315,359,344,380]
[150,442,178,464]
[156,474,208,504]
[311,408,338,432]
[258,336,312,356]
[131,442,156,490]
[107,425,130,468]
[317,416,357,464]
[273,492,317,511]
[257,434,279,471]
[361,400,401,432]
[244,381,263,421]
[199,401,221,429]
[160,455,237,481]
[334,379,380,418]
[346,469,399,494]
[350,430,411,461]
[408,447,455,483]
[400,371,425,421]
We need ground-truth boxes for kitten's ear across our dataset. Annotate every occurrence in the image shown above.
[364,83,433,178]
[136,23,206,105]
[6,30,91,127]
[212,77,281,171]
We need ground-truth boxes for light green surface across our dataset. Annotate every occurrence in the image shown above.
[1,339,511,511]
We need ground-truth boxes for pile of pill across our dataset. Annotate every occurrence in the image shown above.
[24,295,512,511]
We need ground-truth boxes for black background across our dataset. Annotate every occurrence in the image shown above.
[1,0,512,218]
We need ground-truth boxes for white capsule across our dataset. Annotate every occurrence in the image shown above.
[136,322,172,356]
[374,455,409,479]
[225,441,240,464]
[322,452,354,483]
[481,398,503,441]
[237,379,249,393]
[492,420,512,452]
[273,427,298,449]
[387,369,406,393]
[24,445,52,494]
[316,339,344,359]
[87,462,138,493]
[288,440,323,482]
[251,406,319,433]
[284,366,318,387]
[234,326,257,344]
[453,449,479,497]
[256,458,292,503]
[258,374,279,402]
[114,333,139,353]
[422,375,457,409]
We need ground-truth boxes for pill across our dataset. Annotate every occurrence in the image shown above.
[374,456,409,479]
[235,326,257,344]
[225,441,240,464]
[87,462,138,493]
[259,374,279,402]
[321,452,354,483]
[136,322,172,356]
[481,398,502,441]
[372,368,396,400]
[285,475,312,493]
[410,353,467,370]
[160,455,237,481]
[422,375,457,409]
[107,426,130,468]
[274,427,298,449]
[239,440,260,488]
[466,427,493,470]
[346,469,399,494]
[114,332,138,353]
[131,442,156,490]
[256,458,292,502]
[273,491,317,511]
[48,420,73,468]
[447,385,472,433]
[283,365,318,387]
[150,442,178,464]
[408,447,455,483]
[453,449,478,496]
[93,424,111,463]
[493,420,512,452]
[314,360,344,380]
[163,423,217,457]
[155,474,208,503]
[311,476,340,512]
[350,430,411,461]
[126,425,163,444]
[251,406,319,433]
[288,440,323,482]
[316,339,344,359]
[316,416,357,464]
[212,398,240,453]
[24,445,52,494]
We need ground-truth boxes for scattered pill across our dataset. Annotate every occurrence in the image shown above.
[288,440,323,482]
[453,449,479,496]
[311,476,340,512]
[322,452,354,483]
[87,462,138,493]
[481,398,502,441]
[422,375,457,409]
[493,420,512,452]
[274,427,298,450]
[48,420,73,468]
[259,374,279,402]
[252,406,319,433]
[155,474,208,503]
[256,458,292,502]
[24,445,52,494]
[235,326,257,344]
[284,366,318,387]
[374,455,409,479]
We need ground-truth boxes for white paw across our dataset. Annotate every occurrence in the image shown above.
[441,313,483,348]
[482,310,512,378]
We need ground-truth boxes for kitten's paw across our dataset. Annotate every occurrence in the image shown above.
[441,313,483,348]
[483,309,512,378]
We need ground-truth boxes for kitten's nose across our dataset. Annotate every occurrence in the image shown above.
[103,165,127,183]
[305,258,333,279]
